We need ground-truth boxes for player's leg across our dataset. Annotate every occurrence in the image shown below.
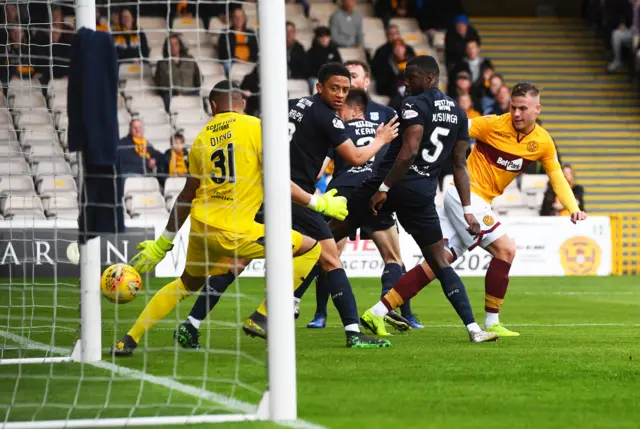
[361,186,497,342]
[370,220,421,328]
[243,232,322,338]
[483,234,518,336]
[307,236,347,328]
[112,220,212,356]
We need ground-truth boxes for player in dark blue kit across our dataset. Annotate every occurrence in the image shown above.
[297,60,422,330]
[300,86,421,330]
[331,55,499,342]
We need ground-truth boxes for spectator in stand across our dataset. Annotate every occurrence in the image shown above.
[414,0,464,42]
[329,0,364,48]
[217,7,259,72]
[307,27,343,80]
[109,8,121,31]
[154,33,202,112]
[1,27,44,85]
[449,70,472,97]
[95,7,110,32]
[286,21,309,79]
[118,119,164,177]
[375,0,408,29]
[606,0,640,72]
[241,65,260,117]
[33,20,74,84]
[461,39,492,83]
[540,164,585,216]
[444,14,480,71]
[481,73,504,114]
[114,8,150,62]
[471,62,494,109]
[486,84,510,115]
[371,24,415,95]
[375,38,415,99]
[164,132,189,177]
[458,93,481,119]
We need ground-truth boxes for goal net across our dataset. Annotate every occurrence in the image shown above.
[0,0,299,427]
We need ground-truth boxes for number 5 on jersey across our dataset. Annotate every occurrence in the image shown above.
[211,143,236,184]
[422,126,448,163]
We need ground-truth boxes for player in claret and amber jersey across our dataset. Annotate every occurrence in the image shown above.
[376,82,587,337]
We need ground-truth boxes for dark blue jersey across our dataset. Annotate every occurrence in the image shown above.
[377,88,469,194]
[288,94,350,194]
[330,100,396,187]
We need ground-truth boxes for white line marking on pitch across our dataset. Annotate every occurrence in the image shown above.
[0,330,327,429]
[522,291,640,295]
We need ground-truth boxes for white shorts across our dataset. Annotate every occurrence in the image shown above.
[437,186,506,258]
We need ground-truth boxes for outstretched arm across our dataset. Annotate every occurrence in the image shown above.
[335,116,399,166]
[290,181,348,221]
[546,169,586,224]
[165,176,199,233]
[382,123,423,188]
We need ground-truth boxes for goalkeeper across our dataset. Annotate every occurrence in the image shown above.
[111,80,349,356]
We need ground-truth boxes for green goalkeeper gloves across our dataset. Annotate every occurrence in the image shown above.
[310,189,349,221]
[129,234,174,274]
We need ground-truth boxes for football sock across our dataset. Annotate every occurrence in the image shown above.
[187,271,236,326]
[314,272,330,317]
[380,264,430,312]
[326,268,360,332]
[381,263,413,318]
[255,243,321,317]
[128,278,191,343]
[293,264,321,299]
[484,258,511,327]
[437,266,476,326]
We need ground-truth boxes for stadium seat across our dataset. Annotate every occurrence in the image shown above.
[363,17,385,34]
[6,79,44,99]
[37,174,78,197]
[297,30,314,50]
[34,161,73,182]
[0,142,24,159]
[14,110,53,129]
[123,78,158,98]
[287,14,311,32]
[521,174,549,194]
[25,144,66,164]
[389,18,419,33]
[412,43,433,56]
[9,92,46,110]
[139,16,166,30]
[118,123,131,139]
[118,109,132,125]
[170,95,203,112]
[364,31,387,51]
[20,129,59,149]
[124,176,161,197]
[229,62,255,84]
[492,188,526,215]
[505,208,539,217]
[310,3,337,23]
[404,31,428,47]
[135,109,171,126]
[0,91,6,107]
[339,47,366,62]
[143,123,174,144]
[0,126,18,142]
[433,31,446,50]
[355,2,373,17]
[43,194,78,219]
[0,108,12,125]
[1,194,45,219]
[164,177,186,199]
[174,108,212,129]
[0,175,35,195]
[127,192,168,219]
[118,62,152,81]
[198,59,225,77]
[146,29,170,53]
[288,79,310,95]
[192,44,215,60]
[208,17,226,45]
[47,79,68,100]
[128,94,166,112]
[0,157,30,175]
[49,94,67,112]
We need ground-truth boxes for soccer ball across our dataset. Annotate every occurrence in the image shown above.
[100,263,142,304]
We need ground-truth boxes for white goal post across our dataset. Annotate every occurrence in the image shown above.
[0,0,297,426]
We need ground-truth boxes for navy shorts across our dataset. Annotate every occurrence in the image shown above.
[254,204,333,241]
[346,177,442,249]
[329,183,396,240]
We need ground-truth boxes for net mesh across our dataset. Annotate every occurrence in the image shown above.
[0,0,275,425]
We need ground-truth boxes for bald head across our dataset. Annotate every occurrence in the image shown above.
[209,80,246,115]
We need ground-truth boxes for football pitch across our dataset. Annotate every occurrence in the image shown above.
[1,276,639,429]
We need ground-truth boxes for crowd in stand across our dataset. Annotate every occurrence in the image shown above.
[0,0,593,216]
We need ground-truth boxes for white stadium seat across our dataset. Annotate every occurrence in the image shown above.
[43,194,77,218]
[20,129,59,149]
[164,177,186,198]
[198,59,225,77]
[123,78,158,98]
[174,108,212,129]
[14,109,53,128]
[7,80,44,99]
[0,175,35,195]
[0,158,30,175]
[49,94,67,111]
[0,108,11,125]
[10,92,46,110]
[124,176,161,197]
[170,95,203,112]
[297,30,314,50]
[192,45,216,61]
[143,123,174,144]
[127,192,168,219]
[288,79,310,95]
[0,143,25,159]
[492,188,526,215]
[135,109,171,126]
[37,174,78,197]
[34,161,73,181]
[521,174,549,194]
[389,18,419,33]
[0,127,18,142]
[139,16,166,30]
[1,194,45,219]
[118,62,152,80]
[25,144,66,164]
[338,47,366,62]
[47,79,68,99]
[229,62,255,84]
[129,94,166,112]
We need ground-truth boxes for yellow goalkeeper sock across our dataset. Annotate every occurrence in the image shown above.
[255,242,321,317]
[128,278,191,343]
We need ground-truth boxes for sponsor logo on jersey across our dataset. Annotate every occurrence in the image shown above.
[496,157,523,171]
[559,236,601,275]
[527,141,539,153]
[332,118,345,129]
[370,112,379,121]
[403,109,418,119]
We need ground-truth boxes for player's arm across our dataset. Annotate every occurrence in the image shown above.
[316,156,332,181]
[451,139,481,235]
[166,176,198,233]
[290,181,348,221]
[382,123,423,188]
[335,116,399,166]
[541,142,586,224]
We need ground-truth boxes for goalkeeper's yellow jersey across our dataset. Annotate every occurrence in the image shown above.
[188,111,263,232]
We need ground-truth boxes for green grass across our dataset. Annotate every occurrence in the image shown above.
[1,276,639,429]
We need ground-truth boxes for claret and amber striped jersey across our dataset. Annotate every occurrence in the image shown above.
[188,111,263,232]
[468,113,560,202]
